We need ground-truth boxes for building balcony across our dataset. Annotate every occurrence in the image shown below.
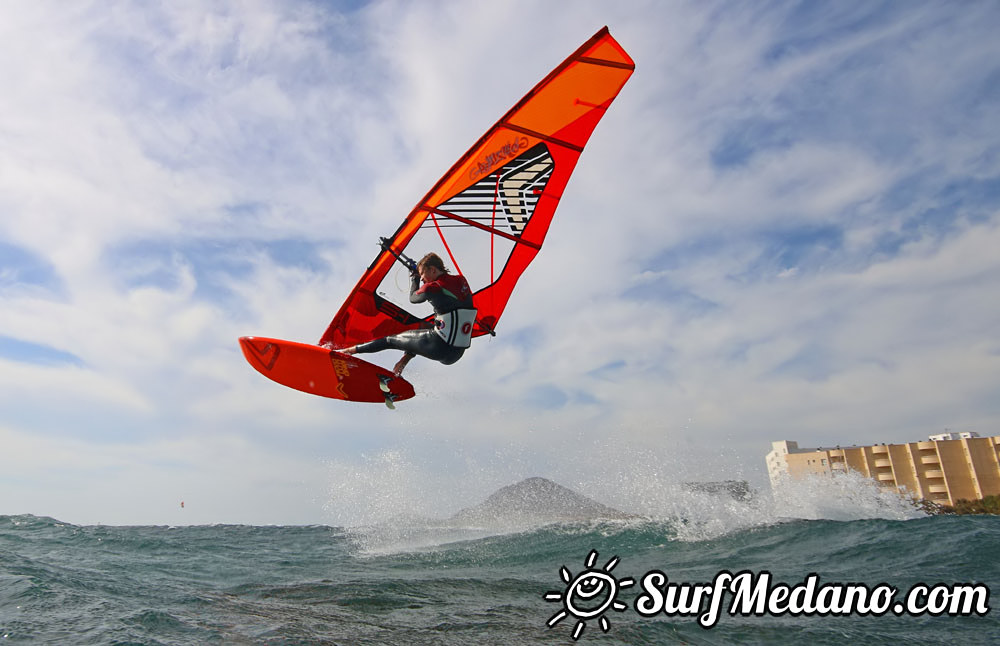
[921,455,940,464]
[924,470,944,479]
[877,473,896,482]
[928,484,949,494]
[874,459,892,467]
[872,446,889,454]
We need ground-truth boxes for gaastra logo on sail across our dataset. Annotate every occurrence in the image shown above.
[469,136,530,180]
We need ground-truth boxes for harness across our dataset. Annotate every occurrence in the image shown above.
[434,308,478,348]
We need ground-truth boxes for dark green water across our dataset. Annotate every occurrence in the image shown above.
[1,514,997,644]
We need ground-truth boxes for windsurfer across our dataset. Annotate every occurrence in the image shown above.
[332,253,477,376]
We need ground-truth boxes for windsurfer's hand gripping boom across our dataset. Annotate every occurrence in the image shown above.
[379,237,417,274]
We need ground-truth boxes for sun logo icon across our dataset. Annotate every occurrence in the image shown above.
[544,549,634,640]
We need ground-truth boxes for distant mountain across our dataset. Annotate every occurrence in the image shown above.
[448,477,636,527]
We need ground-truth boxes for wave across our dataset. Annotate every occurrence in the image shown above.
[335,471,927,556]
[4,512,999,645]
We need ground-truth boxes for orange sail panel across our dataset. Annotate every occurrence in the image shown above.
[319,27,635,348]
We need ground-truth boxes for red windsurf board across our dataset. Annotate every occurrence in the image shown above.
[238,336,415,405]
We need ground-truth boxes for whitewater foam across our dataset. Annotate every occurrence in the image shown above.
[322,445,926,553]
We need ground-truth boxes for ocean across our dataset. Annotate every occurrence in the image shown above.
[2,481,999,645]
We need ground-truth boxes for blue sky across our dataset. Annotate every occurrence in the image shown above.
[1,0,999,525]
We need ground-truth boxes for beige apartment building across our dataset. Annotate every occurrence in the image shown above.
[766,433,1000,507]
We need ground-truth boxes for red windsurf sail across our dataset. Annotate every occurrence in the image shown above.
[319,27,634,349]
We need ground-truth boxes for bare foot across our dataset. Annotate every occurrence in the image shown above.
[392,353,414,376]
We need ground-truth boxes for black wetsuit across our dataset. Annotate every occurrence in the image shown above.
[353,272,475,365]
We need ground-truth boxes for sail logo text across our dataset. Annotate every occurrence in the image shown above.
[545,553,991,640]
[469,136,530,180]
